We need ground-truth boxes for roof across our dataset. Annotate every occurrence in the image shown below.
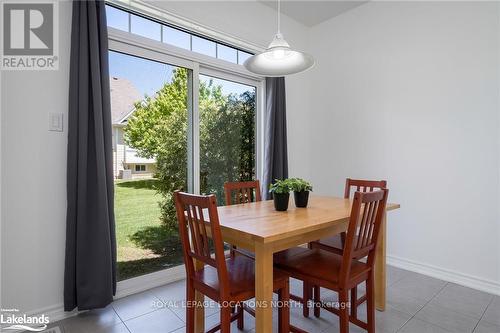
[126,148,156,164]
[110,77,142,124]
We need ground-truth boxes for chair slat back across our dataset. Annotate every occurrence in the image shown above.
[174,191,229,292]
[340,189,389,284]
[344,178,387,198]
[224,180,261,205]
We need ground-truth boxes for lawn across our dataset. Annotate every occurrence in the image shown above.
[114,179,183,281]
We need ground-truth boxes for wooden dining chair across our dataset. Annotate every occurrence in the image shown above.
[310,179,387,254]
[302,178,387,317]
[275,189,389,333]
[174,190,290,333]
[224,180,262,258]
[224,180,262,205]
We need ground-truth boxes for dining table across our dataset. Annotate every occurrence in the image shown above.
[193,195,400,333]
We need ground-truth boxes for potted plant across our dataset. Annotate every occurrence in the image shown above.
[288,178,313,208]
[269,179,291,211]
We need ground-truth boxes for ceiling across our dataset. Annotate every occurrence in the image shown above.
[259,0,367,27]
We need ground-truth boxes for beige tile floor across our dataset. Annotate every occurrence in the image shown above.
[41,266,500,333]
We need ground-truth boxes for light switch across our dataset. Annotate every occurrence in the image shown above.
[49,113,63,132]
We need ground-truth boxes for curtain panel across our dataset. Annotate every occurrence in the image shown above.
[263,77,288,199]
[64,0,116,311]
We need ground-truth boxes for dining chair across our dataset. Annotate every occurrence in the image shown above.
[224,180,262,205]
[310,179,387,254]
[174,190,290,333]
[304,178,387,317]
[224,180,262,258]
[275,189,389,333]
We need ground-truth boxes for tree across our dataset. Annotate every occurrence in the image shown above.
[124,68,255,231]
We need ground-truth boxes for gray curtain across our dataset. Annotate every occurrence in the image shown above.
[64,0,116,311]
[263,77,288,199]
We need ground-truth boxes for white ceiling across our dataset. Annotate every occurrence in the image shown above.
[259,0,367,27]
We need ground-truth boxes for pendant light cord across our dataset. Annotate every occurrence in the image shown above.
[277,0,281,34]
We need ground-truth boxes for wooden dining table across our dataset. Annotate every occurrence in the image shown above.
[193,195,400,333]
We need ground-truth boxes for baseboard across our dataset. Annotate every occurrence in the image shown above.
[23,265,187,327]
[21,302,77,327]
[115,265,186,299]
[387,255,500,296]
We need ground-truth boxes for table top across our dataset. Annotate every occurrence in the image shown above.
[216,195,400,244]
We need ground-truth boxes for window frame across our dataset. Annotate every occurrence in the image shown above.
[135,164,146,172]
[108,27,265,195]
[105,3,257,66]
[109,28,265,291]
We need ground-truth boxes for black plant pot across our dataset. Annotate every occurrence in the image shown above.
[273,193,290,211]
[294,191,310,208]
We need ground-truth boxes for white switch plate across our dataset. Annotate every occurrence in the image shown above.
[49,113,63,132]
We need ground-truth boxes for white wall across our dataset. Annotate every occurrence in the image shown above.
[306,1,500,292]
[1,0,72,315]
[0,0,310,316]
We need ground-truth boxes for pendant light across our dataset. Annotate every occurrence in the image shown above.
[243,0,314,76]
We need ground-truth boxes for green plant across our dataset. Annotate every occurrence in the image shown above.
[269,179,291,194]
[287,178,313,192]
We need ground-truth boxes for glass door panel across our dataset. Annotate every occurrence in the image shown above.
[199,74,257,206]
[109,50,190,280]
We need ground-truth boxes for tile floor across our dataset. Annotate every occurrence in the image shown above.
[44,266,499,333]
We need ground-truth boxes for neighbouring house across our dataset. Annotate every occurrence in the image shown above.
[110,77,157,179]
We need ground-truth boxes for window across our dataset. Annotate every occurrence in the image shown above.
[130,14,161,41]
[105,5,253,65]
[199,75,256,204]
[109,50,190,281]
[162,25,190,50]
[217,44,237,64]
[191,36,216,57]
[135,165,146,172]
[107,5,261,282]
[106,5,128,32]
[238,50,252,65]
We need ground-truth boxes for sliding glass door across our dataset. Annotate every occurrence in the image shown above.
[199,74,257,205]
[109,50,191,280]
[108,46,260,280]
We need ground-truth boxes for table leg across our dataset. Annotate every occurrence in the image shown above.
[194,259,205,333]
[255,243,274,333]
[375,212,387,311]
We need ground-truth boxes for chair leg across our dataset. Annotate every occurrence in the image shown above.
[278,280,290,333]
[339,290,349,333]
[366,273,375,333]
[230,245,237,257]
[313,285,321,318]
[220,306,232,333]
[350,287,358,320]
[237,302,244,330]
[186,282,195,333]
[302,282,311,318]
[340,231,346,246]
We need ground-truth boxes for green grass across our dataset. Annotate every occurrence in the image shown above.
[114,179,183,281]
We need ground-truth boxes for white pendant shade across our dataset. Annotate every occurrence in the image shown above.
[244,33,314,76]
[243,0,315,77]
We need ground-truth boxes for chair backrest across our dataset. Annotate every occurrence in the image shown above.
[339,189,389,285]
[224,180,261,205]
[174,191,229,296]
[344,178,387,198]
